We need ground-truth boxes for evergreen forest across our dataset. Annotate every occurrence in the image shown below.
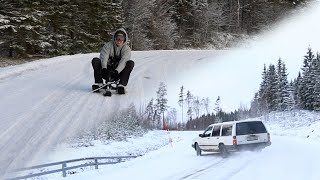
[0,0,310,58]
[185,47,320,130]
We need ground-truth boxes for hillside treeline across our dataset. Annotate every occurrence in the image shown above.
[251,47,320,114]
[186,47,320,130]
[0,0,309,58]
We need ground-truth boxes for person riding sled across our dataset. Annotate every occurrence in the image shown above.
[91,28,134,94]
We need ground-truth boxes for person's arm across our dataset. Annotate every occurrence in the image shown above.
[116,45,131,72]
[99,42,112,69]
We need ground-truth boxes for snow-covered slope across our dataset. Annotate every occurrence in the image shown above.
[0,50,227,175]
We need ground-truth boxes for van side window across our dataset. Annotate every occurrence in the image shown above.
[221,125,232,136]
[202,126,213,137]
[212,126,221,136]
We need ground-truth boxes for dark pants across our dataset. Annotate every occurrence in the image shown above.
[91,57,134,86]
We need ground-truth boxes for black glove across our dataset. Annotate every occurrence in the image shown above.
[102,68,108,80]
[110,69,119,79]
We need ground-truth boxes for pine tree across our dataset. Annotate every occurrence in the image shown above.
[266,64,278,112]
[172,0,194,48]
[189,0,208,47]
[107,103,141,140]
[300,47,315,110]
[187,107,193,121]
[207,0,229,32]
[178,85,185,124]
[122,0,153,50]
[156,82,169,129]
[311,53,320,110]
[145,98,155,128]
[214,96,221,114]
[258,64,269,114]
[0,1,17,57]
[185,90,193,120]
[150,0,177,49]
[293,72,303,109]
[76,1,123,52]
[0,1,44,57]
[250,92,260,116]
[277,58,294,111]
[214,96,222,123]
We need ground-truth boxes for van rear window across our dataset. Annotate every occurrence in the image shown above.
[236,121,267,135]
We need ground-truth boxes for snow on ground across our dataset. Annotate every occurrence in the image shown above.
[40,110,320,180]
[260,111,320,140]
[46,131,171,162]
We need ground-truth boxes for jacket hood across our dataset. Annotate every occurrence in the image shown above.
[112,28,129,45]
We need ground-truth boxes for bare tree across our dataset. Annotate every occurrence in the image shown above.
[193,96,201,118]
[167,108,178,129]
[201,97,210,115]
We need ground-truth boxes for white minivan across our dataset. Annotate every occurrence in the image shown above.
[191,120,271,157]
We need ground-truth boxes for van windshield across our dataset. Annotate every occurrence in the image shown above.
[236,121,267,135]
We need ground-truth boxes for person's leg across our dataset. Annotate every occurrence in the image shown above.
[118,60,134,86]
[91,57,103,84]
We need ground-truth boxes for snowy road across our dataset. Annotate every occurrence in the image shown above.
[56,132,320,180]
[0,50,224,175]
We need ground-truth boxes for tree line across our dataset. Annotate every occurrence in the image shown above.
[139,82,241,130]
[186,47,320,130]
[251,47,320,114]
[0,0,310,58]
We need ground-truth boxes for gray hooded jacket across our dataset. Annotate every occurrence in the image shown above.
[99,28,131,73]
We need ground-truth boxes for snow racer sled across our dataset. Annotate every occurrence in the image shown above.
[91,81,125,96]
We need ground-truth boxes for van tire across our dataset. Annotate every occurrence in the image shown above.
[219,144,228,158]
[195,143,202,156]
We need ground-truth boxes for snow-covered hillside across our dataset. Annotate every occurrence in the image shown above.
[41,111,320,180]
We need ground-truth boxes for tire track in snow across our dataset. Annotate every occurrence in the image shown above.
[0,70,88,172]
[0,57,106,173]
[180,152,262,180]
[179,159,228,179]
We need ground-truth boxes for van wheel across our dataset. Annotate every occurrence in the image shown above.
[195,143,202,156]
[219,144,228,158]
